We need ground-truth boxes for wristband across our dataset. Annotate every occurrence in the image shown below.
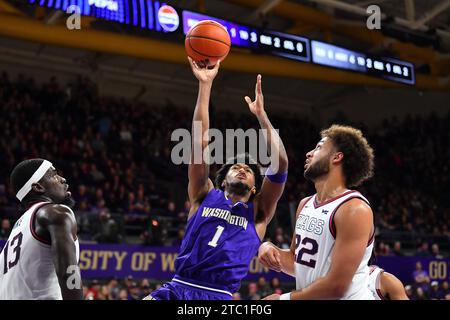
[265,167,288,184]
[280,292,291,300]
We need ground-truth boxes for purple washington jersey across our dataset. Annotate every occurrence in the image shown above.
[173,188,261,296]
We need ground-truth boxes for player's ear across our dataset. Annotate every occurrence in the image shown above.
[31,183,45,194]
[332,152,344,164]
[251,186,256,194]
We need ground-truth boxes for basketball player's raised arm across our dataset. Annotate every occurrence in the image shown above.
[245,75,288,225]
[258,198,309,276]
[41,205,82,300]
[187,58,220,208]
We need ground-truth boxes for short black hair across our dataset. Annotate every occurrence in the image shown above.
[10,158,47,202]
[214,153,263,198]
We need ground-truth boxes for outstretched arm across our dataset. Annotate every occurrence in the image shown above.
[39,205,82,300]
[247,75,288,230]
[258,240,296,277]
[258,198,310,277]
[187,58,220,217]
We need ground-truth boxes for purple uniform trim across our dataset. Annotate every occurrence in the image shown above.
[265,167,288,184]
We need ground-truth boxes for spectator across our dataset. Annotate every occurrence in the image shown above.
[165,201,177,217]
[273,233,290,249]
[107,278,120,300]
[404,285,413,299]
[392,241,404,256]
[232,292,242,300]
[124,276,134,288]
[0,218,11,239]
[257,276,271,298]
[98,285,112,300]
[245,282,261,300]
[416,242,431,257]
[414,287,428,300]
[118,288,129,300]
[273,227,290,249]
[128,282,142,300]
[82,285,89,300]
[270,277,281,292]
[441,281,449,299]
[140,279,152,298]
[431,243,444,259]
[412,261,431,291]
[85,280,100,300]
[429,281,443,300]
[376,241,391,256]
[93,210,122,243]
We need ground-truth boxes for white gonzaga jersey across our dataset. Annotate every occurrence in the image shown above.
[0,202,79,300]
[294,190,375,300]
[368,265,385,300]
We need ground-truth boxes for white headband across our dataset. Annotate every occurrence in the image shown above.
[16,160,53,201]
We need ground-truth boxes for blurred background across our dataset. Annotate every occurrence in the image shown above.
[0,0,449,300]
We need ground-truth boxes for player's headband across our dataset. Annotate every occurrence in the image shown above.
[16,160,53,201]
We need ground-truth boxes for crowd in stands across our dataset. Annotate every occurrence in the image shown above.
[80,276,290,300]
[78,274,449,300]
[0,72,449,300]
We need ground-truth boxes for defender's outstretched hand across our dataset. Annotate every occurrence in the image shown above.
[245,74,265,117]
[188,57,221,83]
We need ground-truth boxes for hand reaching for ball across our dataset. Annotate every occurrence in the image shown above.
[188,57,221,84]
[245,74,265,117]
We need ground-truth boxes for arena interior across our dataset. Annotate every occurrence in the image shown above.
[0,0,449,301]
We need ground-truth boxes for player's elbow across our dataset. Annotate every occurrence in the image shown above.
[330,281,350,299]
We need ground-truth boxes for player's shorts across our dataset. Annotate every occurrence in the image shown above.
[144,280,233,300]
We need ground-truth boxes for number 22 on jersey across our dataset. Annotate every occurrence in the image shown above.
[295,234,318,268]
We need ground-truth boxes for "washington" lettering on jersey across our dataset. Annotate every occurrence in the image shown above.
[201,207,249,230]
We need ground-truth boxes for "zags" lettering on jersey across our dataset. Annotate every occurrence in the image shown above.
[295,215,325,235]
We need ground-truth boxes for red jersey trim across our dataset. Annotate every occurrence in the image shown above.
[376,270,386,300]
[313,190,358,209]
[298,196,313,214]
[328,195,371,239]
[367,229,375,247]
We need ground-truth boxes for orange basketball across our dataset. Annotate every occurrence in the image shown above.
[185,20,231,66]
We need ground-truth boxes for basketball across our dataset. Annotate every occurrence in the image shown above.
[185,20,231,66]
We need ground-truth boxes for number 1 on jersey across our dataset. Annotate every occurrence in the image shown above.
[208,226,225,248]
